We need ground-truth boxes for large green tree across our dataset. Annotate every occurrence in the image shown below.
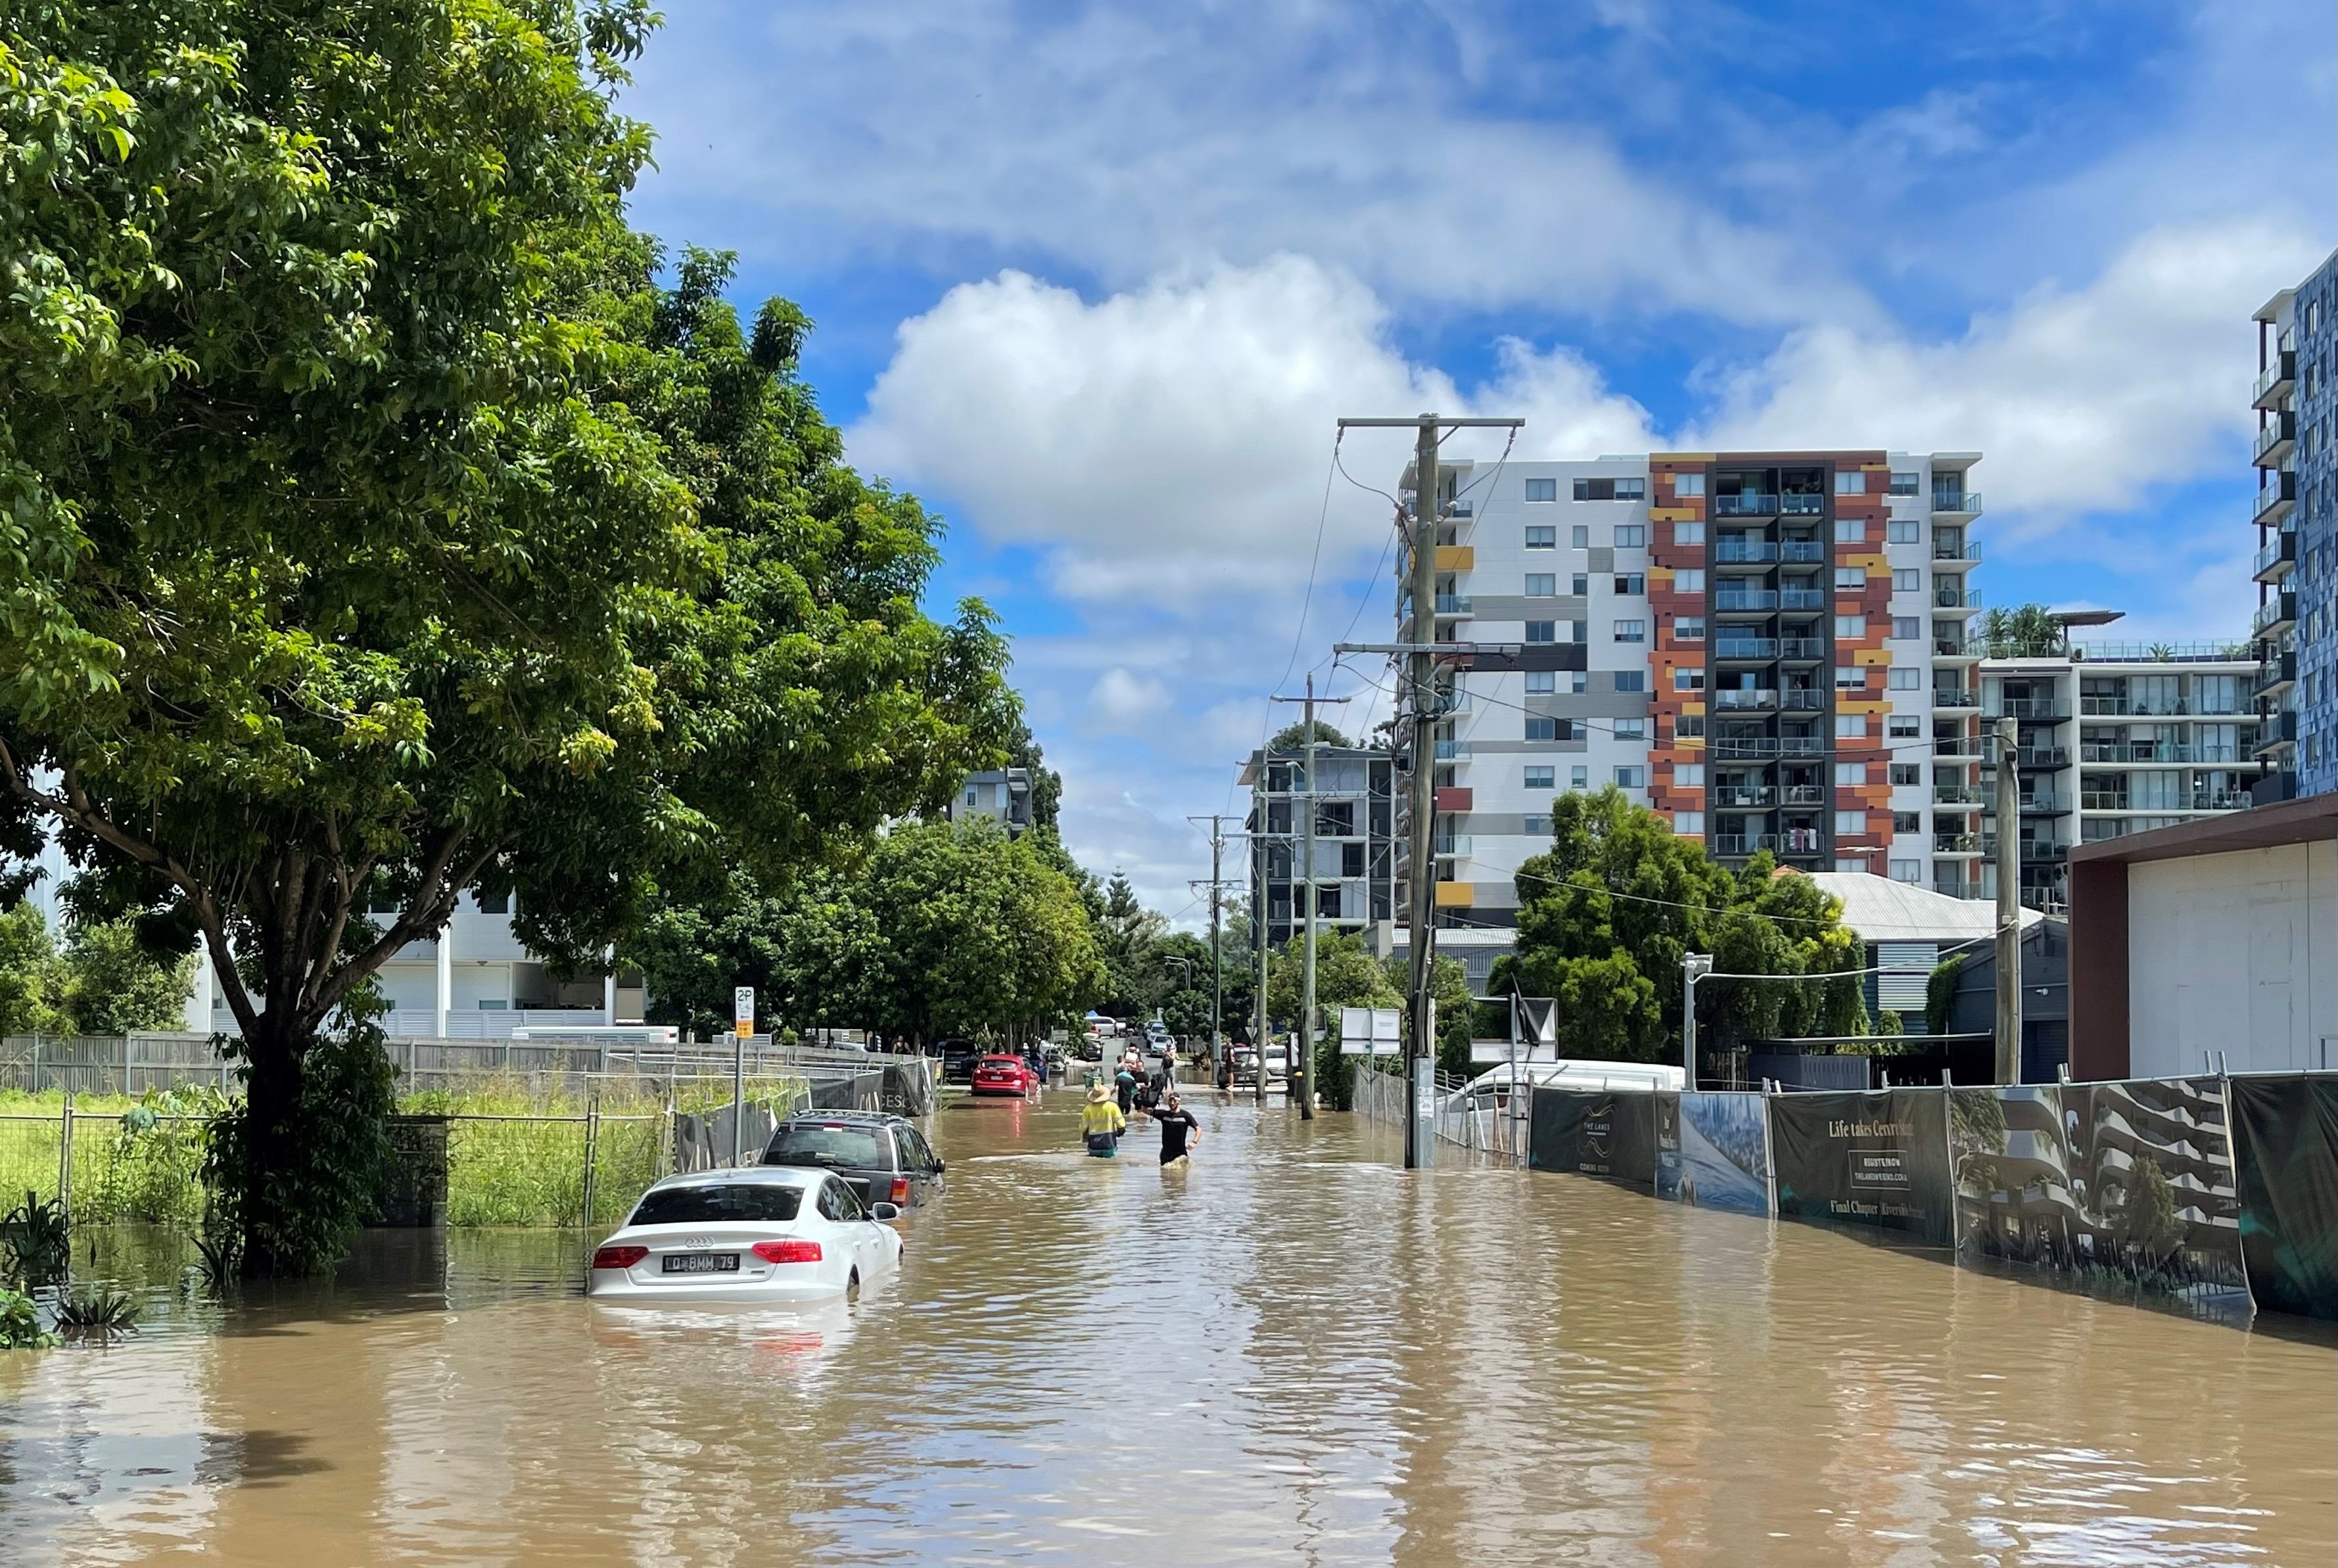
[0,3,1008,1270]
[1492,787,1865,1076]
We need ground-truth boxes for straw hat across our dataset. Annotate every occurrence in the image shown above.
[1087,1083,1111,1103]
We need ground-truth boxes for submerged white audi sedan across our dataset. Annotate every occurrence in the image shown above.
[588,1166,903,1304]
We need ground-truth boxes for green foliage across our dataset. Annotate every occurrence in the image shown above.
[1492,787,1866,1072]
[82,1087,223,1227]
[1267,720,1355,751]
[0,6,1009,1270]
[0,903,65,1035]
[1926,953,1967,1038]
[1266,929,1399,1109]
[2120,1161,2187,1266]
[633,820,1102,1046]
[202,1024,399,1276]
[0,1286,57,1349]
[0,904,194,1035]
[55,1286,138,1337]
[1973,605,2067,659]
[1,1189,69,1284]
[1875,1008,1904,1037]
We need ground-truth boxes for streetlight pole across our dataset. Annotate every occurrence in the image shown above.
[1681,953,1714,1089]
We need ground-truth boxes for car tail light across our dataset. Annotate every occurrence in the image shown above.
[752,1239,822,1264]
[592,1245,647,1270]
[889,1176,910,1205]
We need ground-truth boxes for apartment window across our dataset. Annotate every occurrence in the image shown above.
[1836,664,1867,689]
[1673,474,1706,498]
[1525,620,1556,643]
[1673,521,1706,545]
[1615,718,1647,740]
[1673,763,1706,786]
[1524,478,1558,502]
[1890,764,1921,786]
[1887,519,1919,544]
[1834,519,1864,543]
[1892,811,1923,835]
[1892,568,1921,593]
[1888,472,1921,496]
[1887,715,1920,739]
[1567,670,1588,693]
[1571,572,1590,595]
[1571,620,1589,644]
[1572,524,1590,548]
[1613,670,1645,693]
[1673,667,1705,691]
[1524,573,1557,597]
[1892,616,1921,641]
[1673,568,1705,592]
[1835,567,1866,590]
[1317,886,1342,919]
[1890,859,1921,884]
[1672,811,1706,835]
[1888,666,1920,689]
[1525,670,1556,694]
[1835,714,1867,739]
[1343,841,1366,877]
[1616,766,1647,789]
[1523,814,1551,835]
[1835,810,1867,834]
[1612,619,1646,643]
[1524,766,1555,790]
[1673,714,1706,738]
[1615,572,1646,595]
[1525,524,1557,549]
[1835,470,1867,496]
[1675,616,1706,640]
[1574,477,1646,501]
[1570,765,1589,789]
[1616,524,1647,548]
[476,889,511,915]
[1526,717,1558,742]
[1835,615,1865,637]
[1833,858,1869,873]
[1835,762,1868,785]
[965,787,979,808]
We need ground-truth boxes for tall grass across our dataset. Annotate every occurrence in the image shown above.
[0,1090,209,1228]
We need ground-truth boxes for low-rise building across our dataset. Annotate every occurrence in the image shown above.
[1239,743,1399,959]
[945,768,1034,836]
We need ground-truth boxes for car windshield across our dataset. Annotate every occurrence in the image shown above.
[629,1184,804,1225]
[764,1126,889,1168]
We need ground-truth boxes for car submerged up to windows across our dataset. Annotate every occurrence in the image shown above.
[760,1113,946,1211]
[587,1166,902,1304]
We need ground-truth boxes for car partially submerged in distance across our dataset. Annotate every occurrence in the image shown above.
[588,1166,903,1304]
[760,1112,946,1211]
[969,1053,1037,1098]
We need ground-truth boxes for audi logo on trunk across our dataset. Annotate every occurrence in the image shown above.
[681,1235,714,1249]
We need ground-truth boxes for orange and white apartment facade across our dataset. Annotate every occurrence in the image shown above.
[1395,450,1984,989]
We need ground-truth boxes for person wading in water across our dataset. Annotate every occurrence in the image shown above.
[1080,1083,1126,1158]
[1138,1091,1202,1169]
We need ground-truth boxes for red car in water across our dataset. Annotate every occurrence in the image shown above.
[969,1053,1037,1098]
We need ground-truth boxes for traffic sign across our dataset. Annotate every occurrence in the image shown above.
[733,986,755,1039]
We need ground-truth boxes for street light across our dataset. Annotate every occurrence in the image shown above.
[1681,954,1714,1089]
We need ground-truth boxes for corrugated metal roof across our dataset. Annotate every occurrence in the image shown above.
[1804,871,2045,945]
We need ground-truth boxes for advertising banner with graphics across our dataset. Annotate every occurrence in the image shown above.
[2230,1074,2338,1320]
[1769,1089,1953,1245]
[1951,1079,2250,1313]
[1530,1089,1658,1189]
[1655,1092,1773,1215]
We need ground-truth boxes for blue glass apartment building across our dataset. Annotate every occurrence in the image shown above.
[2253,250,2338,802]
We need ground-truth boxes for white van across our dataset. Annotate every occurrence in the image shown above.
[1439,1058,1683,1117]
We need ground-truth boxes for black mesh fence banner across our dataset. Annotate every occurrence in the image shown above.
[2231,1074,2338,1320]
[1655,1092,1773,1215]
[1769,1089,1952,1245]
[1528,1088,1658,1189]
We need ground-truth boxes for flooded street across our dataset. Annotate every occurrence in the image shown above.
[3,1092,2334,1567]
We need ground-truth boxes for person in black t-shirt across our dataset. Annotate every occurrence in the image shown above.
[1140,1092,1202,1166]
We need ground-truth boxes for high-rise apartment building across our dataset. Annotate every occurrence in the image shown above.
[1976,643,2264,910]
[2252,250,2338,803]
[1392,450,1984,986]
[1239,744,1399,954]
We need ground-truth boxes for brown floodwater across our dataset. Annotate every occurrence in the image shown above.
[3,1092,2333,1567]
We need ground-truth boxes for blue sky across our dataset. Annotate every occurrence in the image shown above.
[618,0,2336,917]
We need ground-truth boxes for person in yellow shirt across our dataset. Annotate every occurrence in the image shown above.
[1080,1083,1127,1158]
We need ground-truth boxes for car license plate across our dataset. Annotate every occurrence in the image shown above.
[661,1253,739,1274]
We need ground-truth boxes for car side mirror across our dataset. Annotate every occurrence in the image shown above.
[934,1159,947,1174]
[870,1202,902,1221]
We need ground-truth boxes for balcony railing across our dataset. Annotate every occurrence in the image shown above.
[1935,588,1982,609]
[1715,539,1777,564]
[1432,835,1472,856]
[1932,540,1983,564]
[1999,698,2069,720]
[1714,590,1779,612]
[1712,786,1776,808]
[1781,494,1825,515]
[1434,593,1473,614]
[1708,737,1829,760]
[1712,494,1777,517]
[1934,833,1982,854]
[2256,471,2297,524]
[2077,743,2250,764]
[1781,540,1827,563]
[1710,834,1753,856]
[1934,786,1986,806]
[1780,689,1826,711]
[1780,637,1826,659]
[1714,636,1780,659]
[1779,588,1827,611]
[2256,529,2298,582]
[2254,591,2298,635]
[2256,651,2297,696]
[1781,785,1825,806]
[2253,350,2297,409]
[1934,638,1980,658]
[2255,412,2297,466]
[1932,492,1981,515]
[1449,499,1474,519]
[1434,740,1472,760]
[1714,689,1779,710]
[1932,689,1980,709]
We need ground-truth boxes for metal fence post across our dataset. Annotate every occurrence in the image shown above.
[57,1093,74,1220]
[580,1091,600,1233]
[124,1032,133,1096]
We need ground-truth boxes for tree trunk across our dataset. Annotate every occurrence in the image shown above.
[237,1008,311,1277]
